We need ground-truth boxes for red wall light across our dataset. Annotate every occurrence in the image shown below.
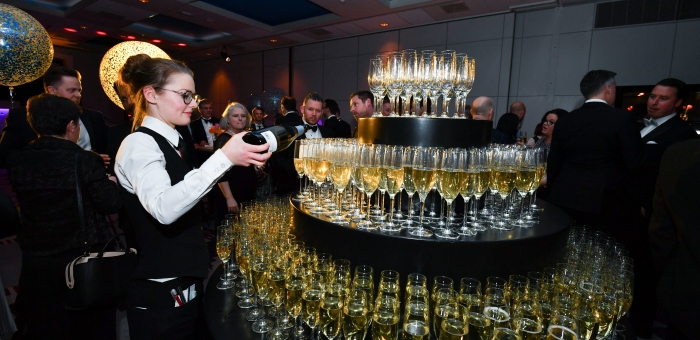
[177,43,187,46]
[152,39,161,43]
[64,28,78,32]
[96,31,107,36]
[127,36,136,40]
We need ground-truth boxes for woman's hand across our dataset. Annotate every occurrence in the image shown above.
[226,196,239,212]
[221,132,271,166]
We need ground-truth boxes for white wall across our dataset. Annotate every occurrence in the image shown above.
[189,4,700,134]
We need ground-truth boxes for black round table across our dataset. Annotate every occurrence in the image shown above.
[291,197,570,283]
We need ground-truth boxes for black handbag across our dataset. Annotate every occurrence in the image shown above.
[64,153,137,311]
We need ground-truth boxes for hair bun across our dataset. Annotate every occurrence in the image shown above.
[119,54,151,90]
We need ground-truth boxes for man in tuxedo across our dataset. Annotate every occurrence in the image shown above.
[382,96,391,116]
[547,70,643,241]
[275,96,303,127]
[510,101,526,139]
[0,65,108,169]
[649,138,700,340]
[470,96,512,144]
[251,106,267,131]
[190,98,218,147]
[349,91,374,137]
[300,93,335,139]
[633,78,697,340]
[323,99,351,138]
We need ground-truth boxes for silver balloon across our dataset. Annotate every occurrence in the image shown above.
[0,4,54,87]
[248,93,262,112]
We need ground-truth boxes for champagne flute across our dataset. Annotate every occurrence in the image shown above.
[374,145,388,222]
[372,294,401,340]
[302,273,325,337]
[403,285,430,340]
[251,257,274,333]
[267,261,289,340]
[410,147,439,237]
[459,277,482,313]
[483,288,511,337]
[320,282,344,340]
[287,263,307,339]
[378,269,401,300]
[419,51,437,117]
[435,148,461,239]
[358,144,380,230]
[400,49,418,117]
[454,53,469,118]
[546,315,578,340]
[514,148,536,227]
[329,141,352,224]
[382,145,404,232]
[343,288,370,340]
[401,147,418,228]
[457,149,476,235]
[438,303,468,340]
[437,50,457,118]
[293,140,306,200]
[369,58,386,117]
[386,52,404,116]
[216,224,235,289]
[432,288,457,339]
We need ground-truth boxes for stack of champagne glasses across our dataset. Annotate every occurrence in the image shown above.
[217,199,631,340]
[293,139,549,238]
[368,50,476,117]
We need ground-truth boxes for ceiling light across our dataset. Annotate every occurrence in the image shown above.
[270,39,278,43]
[380,23,389,27]
[139,0,150,3]
[206,52,212,56]
[177,43,187,46]
[64,28,77,32]
[80,26,87,29]
[220,46,231,62]
[637,92,645,96]
[152,39,161,43]
[96,31,107,36]
[127,36,136,40]
[148,14,156,18]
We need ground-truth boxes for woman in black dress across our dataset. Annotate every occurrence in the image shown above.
[213,102,258,217]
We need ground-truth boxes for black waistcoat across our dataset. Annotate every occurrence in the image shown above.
[120,127,209,279]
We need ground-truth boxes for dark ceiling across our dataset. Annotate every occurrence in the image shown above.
[4,0,593,63]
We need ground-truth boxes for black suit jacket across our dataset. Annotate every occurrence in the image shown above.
[0,106,108,168]
[639,115,697,213]
[274,112,303,127]
[251,122,269,131]
[649,139,700,338]
[547,101,643,214]
[190,117,220,145]
[324,116,352,138]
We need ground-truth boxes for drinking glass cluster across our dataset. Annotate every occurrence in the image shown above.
[368,50,476,118]
[294,139,550,238]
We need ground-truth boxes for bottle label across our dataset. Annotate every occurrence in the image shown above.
[260,130,278,153]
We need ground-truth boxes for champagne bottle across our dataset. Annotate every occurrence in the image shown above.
[242,124,310,153]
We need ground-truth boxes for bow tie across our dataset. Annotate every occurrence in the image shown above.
[203,118,211,123]
[307,125,318,132]
[644,118,658,127]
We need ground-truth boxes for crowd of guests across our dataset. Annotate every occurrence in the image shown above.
[0,59,698,340]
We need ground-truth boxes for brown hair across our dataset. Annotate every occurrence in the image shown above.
[43,65,81,92]
[119,54,193,131]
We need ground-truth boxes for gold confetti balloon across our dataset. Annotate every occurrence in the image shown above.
[0,4,54,87]
[99,41,170,109]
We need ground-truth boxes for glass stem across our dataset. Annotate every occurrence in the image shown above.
[419,200,426,229]
[446,201,452,227]
[408,195,414,221]
[397,190,402,216]
[389,196,395,222]
[366,193,372,223]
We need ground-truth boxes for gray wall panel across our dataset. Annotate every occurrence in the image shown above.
[263,63,290,93]
[447,40,503,98]
[522,8,555,37]
[292,61,324,105]
[517,36,552,96]
[358,31,399,54]
[514,95,550,138]
[552,95,585,112]
[559,3,595,34]
[324,56,359,100]
[293,43,325,62]
[446,15,504,44]
[509,38,522,97]
[399,23,448,49]
[554,31,592,96]
[324,37,359,59]
[264,48,289,66]
[670,20,700,84]
[589,23,676,85]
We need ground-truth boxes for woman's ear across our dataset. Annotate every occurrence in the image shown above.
[143,86,157,104]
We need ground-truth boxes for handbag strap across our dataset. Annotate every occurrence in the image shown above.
[74,153,89,255]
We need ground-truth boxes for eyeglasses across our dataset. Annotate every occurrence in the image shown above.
[156,88,201,105]
[543,120,556,126]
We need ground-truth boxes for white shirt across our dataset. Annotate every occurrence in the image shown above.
[77,118,92,151]
[585,99,608,104]
[302,119,321,139]
[640,113,676,138]
[115,116,233,225]
[202,118,215,145]
[254,123,264,130]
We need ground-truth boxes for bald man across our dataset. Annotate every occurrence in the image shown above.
[510,101,526,138]
[471,96,513,144]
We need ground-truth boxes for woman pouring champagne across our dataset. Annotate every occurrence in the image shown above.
[114,54,270,339]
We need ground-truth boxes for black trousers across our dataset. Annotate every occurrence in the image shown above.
[126,277,203,340]
[13,249,116,340]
